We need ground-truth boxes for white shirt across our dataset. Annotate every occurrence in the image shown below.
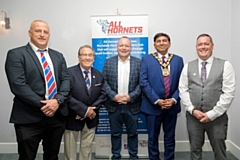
[29,42,56,100]
[179,55,236,121]
[118,56,130,95]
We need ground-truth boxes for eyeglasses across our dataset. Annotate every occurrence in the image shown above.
[79,53,94,57]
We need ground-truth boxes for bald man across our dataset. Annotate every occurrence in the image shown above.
[5,20,70,160]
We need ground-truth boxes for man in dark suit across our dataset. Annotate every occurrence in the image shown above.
[64,45,107,160]
[5,20,70,160]
[102,36,142,160]
[140,33,184,160]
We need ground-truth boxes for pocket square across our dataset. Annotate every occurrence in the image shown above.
[95,83,102,86]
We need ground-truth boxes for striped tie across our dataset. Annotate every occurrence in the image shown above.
[162,56,170,98]
[39,50,57,99]
[84,71,91,94]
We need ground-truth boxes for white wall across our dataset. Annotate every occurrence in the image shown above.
[229,0,240,153]
[0,0,239,157]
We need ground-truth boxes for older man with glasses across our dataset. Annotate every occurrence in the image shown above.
[64,45,107,160]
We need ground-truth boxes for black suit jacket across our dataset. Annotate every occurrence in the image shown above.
[66,64,107,131]
[5,43,70,124]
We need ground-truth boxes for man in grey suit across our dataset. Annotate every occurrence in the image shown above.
[102,36,142,160]
[179,34,236,160]
[5,20,70,160]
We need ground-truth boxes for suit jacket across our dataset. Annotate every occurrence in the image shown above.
[102,55,142,114]
[66,65,107,131]
[140,53,184,115]
[5,43,70,124]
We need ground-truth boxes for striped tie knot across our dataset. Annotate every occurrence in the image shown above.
[38,49,46,53]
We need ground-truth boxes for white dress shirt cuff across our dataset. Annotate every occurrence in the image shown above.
[206,110,219,121]
[172,98,177,104]
[186,105,195,115]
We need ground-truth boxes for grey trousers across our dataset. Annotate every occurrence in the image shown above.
[186,112,228,160]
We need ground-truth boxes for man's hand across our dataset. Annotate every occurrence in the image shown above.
[192,110,211,123]
[114,94,130,104]
[76,115,83,120]
[86,107,96,120]
[40,99,59,117]
[113,94,123,103]
[157,98,174,109]
[121,95,130,103]
[157,99,165,108]
[199,113,211,123]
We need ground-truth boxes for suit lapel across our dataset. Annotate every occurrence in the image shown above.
[90,68,97,95]
[48,49,59,84]
[129,56,134,81]
[152,53,164,85]
[113,56,118,85]
[26,43,44,78]
[74,65,89,95]
[169,55,175,85]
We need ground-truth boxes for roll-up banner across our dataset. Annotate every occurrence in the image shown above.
[91,15,148,158]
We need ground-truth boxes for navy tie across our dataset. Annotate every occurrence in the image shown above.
[84,71,91,94]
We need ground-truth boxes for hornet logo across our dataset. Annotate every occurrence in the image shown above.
[97,19,110,34]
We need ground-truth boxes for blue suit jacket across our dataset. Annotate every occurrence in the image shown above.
[102,55,142,114]
[140,53,184,115]
[66,65,107,131]
[5,43,70,124]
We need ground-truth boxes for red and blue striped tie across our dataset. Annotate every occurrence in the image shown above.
[39,50,57,99]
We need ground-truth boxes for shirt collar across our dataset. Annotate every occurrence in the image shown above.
[29,42,48,52]
[198,55,213,65]
[118,55,130,62]
[157,52,169,59]
[79,64,91,74]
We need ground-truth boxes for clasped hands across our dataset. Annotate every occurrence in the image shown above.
[40,99,59,117]
[114,94,130,104]
[157,98,174,110]
[192,110,211,123]
[76,107,96,120]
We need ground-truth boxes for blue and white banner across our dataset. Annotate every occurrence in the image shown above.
[91,15,149,158]
[92,15,148,72]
